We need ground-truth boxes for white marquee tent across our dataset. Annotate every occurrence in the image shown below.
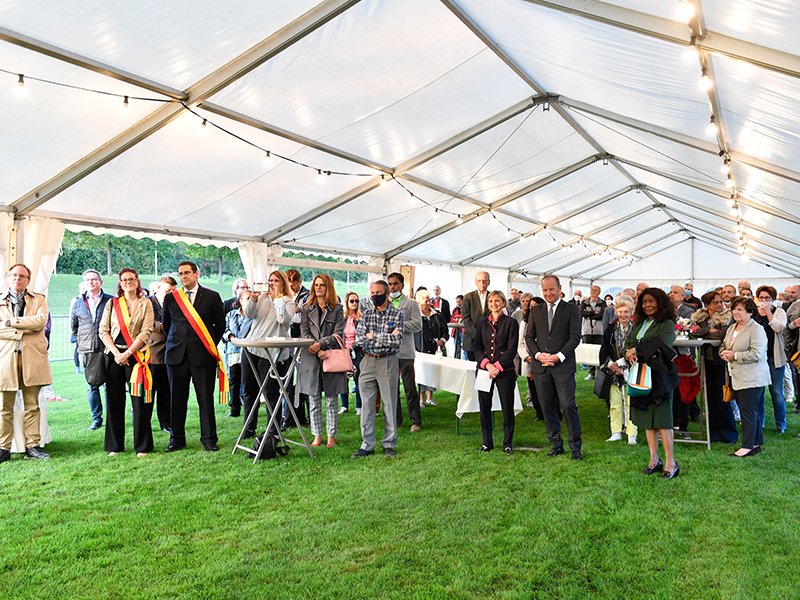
[2,0,800,295]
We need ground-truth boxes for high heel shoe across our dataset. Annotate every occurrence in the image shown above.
[641,459,663,475]
[660,462,680,479]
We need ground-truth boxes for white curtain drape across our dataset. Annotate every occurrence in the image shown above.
[238,242,282,284]
[0,215,64,294]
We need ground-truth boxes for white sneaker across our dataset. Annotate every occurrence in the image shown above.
[585,373,595,380]
[628,435,637,445]
[338,406,348,415]
[606,433,623,442]
[355,408,361,416]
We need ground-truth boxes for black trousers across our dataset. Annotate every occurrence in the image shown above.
[227,362,242,415]
[534,367,582,452]
[104,355,154,454]
[150,363,171,431]
[242,350,290,436]
[395,358,421,426]
[167,361,218,447]
[478,369,516,449]
[736,386,764,449]
[526,376,544,419]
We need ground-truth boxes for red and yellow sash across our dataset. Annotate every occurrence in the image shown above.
[112,297,153,403]
[172,288,229,404]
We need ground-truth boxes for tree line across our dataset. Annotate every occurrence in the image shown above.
[56,230,369,284]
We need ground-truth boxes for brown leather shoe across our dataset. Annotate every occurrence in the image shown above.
[410,424,421,432]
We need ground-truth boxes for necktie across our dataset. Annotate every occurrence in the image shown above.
[548,303,555,330]
[186,290,194,304]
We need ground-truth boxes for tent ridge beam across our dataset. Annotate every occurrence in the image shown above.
[0,25,186,100]
[520,0,800,80]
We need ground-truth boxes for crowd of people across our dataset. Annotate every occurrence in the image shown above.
[1,260,797,473]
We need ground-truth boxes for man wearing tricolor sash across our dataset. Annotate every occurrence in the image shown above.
[162,261,226,452]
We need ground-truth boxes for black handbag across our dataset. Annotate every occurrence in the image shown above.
[82,352,107,387]
[593,366,613,401]
[253,433,289,462]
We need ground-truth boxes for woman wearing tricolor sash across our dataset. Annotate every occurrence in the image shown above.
[99,268,154,457]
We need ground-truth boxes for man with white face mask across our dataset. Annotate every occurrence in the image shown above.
[387,272,423,431]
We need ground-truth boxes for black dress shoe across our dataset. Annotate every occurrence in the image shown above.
[88,421,102,431]
[545,447,564,457]
[0,448,11,463]
[164,443,186,452]
[642,459,664,475]
[503,447,513,455]
[350,449,375,458]
[225,412,240,418]
[571,450,583,461]
[203,443,219,452]
[477,445,492,452]
[660,462,680,479]
[383,447,396,456]
[754,446,762,454]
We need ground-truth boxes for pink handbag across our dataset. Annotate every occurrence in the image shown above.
[322,334,354,373]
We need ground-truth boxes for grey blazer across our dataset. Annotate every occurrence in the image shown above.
[721,318,771,391]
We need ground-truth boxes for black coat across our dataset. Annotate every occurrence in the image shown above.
[629,338,680,407]
[163,286,226,367]
[474,314,519,374]
[525,300,582,374]
[414,309,449,354]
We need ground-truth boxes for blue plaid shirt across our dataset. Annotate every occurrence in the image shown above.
[355,304,404,355]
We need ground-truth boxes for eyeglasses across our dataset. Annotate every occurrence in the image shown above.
[120,278,137,283]
[757,296,772,301]
[348,299,359,304]
[710,299,724,305]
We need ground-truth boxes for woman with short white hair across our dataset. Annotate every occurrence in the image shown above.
[598,297,637,444]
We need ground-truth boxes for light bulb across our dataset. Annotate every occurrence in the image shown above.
[730,205,738,216]
[741,252,749,261]
[678,0,695,22]
[726,197,735,207]
[456,215,463,225]
[725,175,734,188]
[120,96,131,115]
[700,70,712,91]
[197,118,207,135]
[706,117,718,136]
[519,234,525,242]
[263,151,271,166]
[317,169,324,183]
[432,209,439,219]
[505,228,511,237]
[721,162,730,174]
[15,74,27,98]
[683,46,698,63]
[735,223,743,231]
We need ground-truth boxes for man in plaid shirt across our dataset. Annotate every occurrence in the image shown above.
[351,280,404,458]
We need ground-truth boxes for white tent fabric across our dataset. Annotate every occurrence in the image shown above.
[2,0,800,289]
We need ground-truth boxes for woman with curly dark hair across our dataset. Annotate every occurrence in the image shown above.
[624,288,679,479]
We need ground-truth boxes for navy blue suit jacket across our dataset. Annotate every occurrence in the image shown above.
[525,300,582,374]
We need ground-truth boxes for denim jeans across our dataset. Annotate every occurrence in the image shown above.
[759,357,786,430]
[86,381,104,425]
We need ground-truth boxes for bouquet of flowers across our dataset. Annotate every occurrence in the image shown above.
[675,318,699,338]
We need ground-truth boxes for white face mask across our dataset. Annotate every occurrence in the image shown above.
[773,300,783,309]
[573,296,581,302]
[389,290,402,299]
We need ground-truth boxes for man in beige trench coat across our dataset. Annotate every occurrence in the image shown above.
[0,263,52,462]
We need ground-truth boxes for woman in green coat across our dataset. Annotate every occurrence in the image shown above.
[624,288,679,479]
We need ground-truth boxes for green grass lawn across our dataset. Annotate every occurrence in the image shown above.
[2,362,799,599]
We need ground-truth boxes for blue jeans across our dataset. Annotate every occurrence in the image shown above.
[340,352,362,410]
[759,357,786,430]
[87,382,104,424]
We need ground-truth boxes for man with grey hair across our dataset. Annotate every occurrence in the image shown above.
[508,288,521,312]
[352,280,404,457]
[669,285,696,319]
[462,271,491,362]
[224,278,249,314]
[70,269,114,430]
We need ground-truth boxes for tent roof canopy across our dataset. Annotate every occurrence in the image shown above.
[3,0,800,280]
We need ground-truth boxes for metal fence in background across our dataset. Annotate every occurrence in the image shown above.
[49,315,74,362]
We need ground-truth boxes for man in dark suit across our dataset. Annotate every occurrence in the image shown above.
[525,274,584,460]
[462,271,491,362]
[431,285,451,324]
[163,261,226,452]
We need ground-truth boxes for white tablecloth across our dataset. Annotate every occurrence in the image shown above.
[414,352,522,418]
[11,386,52,453]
